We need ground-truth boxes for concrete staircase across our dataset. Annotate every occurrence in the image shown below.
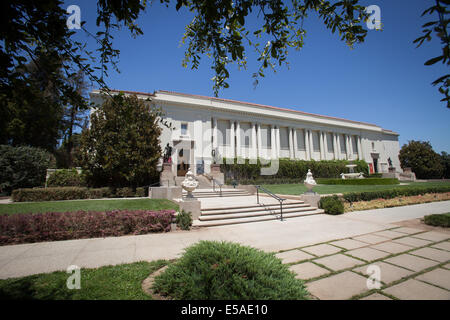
[193,200,324,227]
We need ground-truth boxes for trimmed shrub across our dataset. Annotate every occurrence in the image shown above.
[221,158,369,182]
[316,178,399,185]
[12,187,90,202]
[47,169,85,187]
[343,186,450,203]
[115,187,135,198]
[153,241,308,300]
[423,213,450,228]
[319,195,345,215]
[176,210,193,230]
[88,187,113,199]
[0,145,55,194]
[135,187,146,197]
[0,210,176,245]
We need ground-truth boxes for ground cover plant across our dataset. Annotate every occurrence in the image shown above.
[0,199,178,215]
[0,260,167,300]
[344,193,450,212]
[152,241,309,300]
[0,209,175,245]
[423,212,450,228]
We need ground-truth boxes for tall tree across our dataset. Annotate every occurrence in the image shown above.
[1,50,66,151]
[399,140,444,179]
[61,70,90,167]
[79,93,164,188]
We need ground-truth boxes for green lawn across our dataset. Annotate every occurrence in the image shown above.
[0,260,167,300]
[0,198,179,215]
[263,181,450,195]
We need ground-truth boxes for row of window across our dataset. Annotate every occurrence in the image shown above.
[180,120,359,154]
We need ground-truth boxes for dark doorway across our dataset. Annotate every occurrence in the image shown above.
[373,158,378,173]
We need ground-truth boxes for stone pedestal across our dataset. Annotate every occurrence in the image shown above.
[160,163,174,186]
[388,167,396,173]
[178,199,201,220]
[150,186,182,200]
[300,193,321,208]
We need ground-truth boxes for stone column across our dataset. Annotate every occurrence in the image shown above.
[304,129,310,160]
[323,132,328,160]
[212,117,218,150]
[251,122,257,159]
[271,125,276,159]
[319,131,325,160]
[357,136,363,160]
[235,121,241,159]
[345,134,351,159]
[257,123,262,159]
[275,126,281,158]
[349,135,354,157]
[333,133,338,160]
[336,134,342,160]
[293,128,298,159]
[288,127,294,159]
[309,130,314,160]
[230,120,235,159]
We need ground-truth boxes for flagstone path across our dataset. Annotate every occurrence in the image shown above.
[276,227,450,300]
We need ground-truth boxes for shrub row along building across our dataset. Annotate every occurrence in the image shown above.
[90,89,401,177]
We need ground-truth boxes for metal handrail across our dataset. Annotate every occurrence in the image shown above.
[254,185,286,221]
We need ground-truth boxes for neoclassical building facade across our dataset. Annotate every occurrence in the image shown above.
[90,89,401,177]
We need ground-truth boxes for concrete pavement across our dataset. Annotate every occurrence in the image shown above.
[0,200,449,280]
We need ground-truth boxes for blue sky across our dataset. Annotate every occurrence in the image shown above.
[69,0,449,153]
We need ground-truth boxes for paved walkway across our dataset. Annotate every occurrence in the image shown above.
[0,200,449,300]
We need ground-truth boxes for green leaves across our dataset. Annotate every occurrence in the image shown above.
[79,93,163,188]
[413,0,450,108]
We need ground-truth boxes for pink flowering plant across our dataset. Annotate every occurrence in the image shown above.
[0,210,175,245]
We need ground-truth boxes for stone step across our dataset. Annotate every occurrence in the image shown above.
[201,202,307,215]
[193,209,324,227]
[199,206,320,221]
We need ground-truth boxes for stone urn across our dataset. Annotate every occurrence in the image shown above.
[181,168,199,199]
[304,169,317,194]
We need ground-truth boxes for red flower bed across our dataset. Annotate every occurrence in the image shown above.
[0,210,176,245]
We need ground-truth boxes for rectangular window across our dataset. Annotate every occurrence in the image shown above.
[352,136,358,155]
[260,125,271,148]
[240,122,252,147]
[326,133,334,153]
[279,127,289,150]
[296,129,305,150]
[339,134,346,153]
[217,120,230,146]
[312,131,320,152]
[181,123,188,136]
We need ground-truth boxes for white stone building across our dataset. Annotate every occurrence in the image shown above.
[90,89,401,177]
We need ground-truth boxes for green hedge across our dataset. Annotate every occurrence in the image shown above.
[11,186,148,202]
[221,158,368,182]
[47,169,86,187]
[343,186,450,203]
[316,178,399,185]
